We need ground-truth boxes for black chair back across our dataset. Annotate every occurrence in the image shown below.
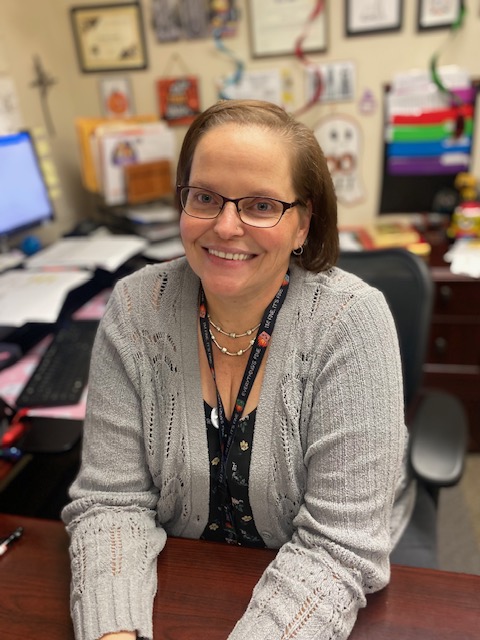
[337,248,434,408]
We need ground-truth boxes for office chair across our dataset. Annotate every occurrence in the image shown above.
[337,248,468,568]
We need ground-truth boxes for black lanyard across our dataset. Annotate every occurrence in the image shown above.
[199,272,290,488]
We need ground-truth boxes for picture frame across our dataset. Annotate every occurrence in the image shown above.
[345,0,403,37]
[70,2,147,73]
[417,0,463,31]
[247,0,327,59]
[99,76,134,118]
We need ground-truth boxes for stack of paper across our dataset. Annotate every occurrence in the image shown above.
[75,116,176,206]
[26,235,148,272]
[119,203,180,241]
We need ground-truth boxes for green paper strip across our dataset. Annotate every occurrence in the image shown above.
[390,119,473,142]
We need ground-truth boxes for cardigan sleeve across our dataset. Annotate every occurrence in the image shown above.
[228,287,411,639]
[61,281,166,640]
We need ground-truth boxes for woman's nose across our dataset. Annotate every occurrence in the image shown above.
[213,201,243,237]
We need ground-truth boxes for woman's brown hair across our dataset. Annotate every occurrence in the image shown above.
[175,99,339,272]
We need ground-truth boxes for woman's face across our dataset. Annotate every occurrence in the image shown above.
[180,124,311,307]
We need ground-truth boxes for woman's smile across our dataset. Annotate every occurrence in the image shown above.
[205,247,255,262]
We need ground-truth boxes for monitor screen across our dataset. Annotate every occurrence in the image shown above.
[0,131,54,237]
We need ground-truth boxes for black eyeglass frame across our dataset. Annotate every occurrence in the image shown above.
[177,185,302,228]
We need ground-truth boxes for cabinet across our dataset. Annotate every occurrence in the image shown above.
[423,266,480,452]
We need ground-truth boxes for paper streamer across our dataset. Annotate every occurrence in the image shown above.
[429,1,467,135]
[214,26,244,101]
[293,0,325,117]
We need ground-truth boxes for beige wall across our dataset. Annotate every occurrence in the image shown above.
[1,0,479,245]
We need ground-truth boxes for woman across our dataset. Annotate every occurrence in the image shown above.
[63,99,415,640]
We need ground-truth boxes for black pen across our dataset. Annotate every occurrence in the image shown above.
[0,526,24,556]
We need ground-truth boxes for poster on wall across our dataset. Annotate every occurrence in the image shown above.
[305,61,356,104]
[157,76,200,126]
[314,115,366,206]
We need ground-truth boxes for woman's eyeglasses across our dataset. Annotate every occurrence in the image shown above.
[177,185,301,229]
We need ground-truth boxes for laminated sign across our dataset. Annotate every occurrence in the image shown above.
[157,76,200,126]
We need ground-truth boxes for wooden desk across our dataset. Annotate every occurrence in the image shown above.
[1,514,479,639]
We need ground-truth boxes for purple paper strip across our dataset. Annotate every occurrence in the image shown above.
[388,157,469,176]
[450,87,477,103]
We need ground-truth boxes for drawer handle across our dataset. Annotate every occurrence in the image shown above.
[439,285,452,303]
[434,337,448,355]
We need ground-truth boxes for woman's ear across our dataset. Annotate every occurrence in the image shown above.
[298,200,313,245]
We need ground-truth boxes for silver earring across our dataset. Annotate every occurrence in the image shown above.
[292,245,304,256]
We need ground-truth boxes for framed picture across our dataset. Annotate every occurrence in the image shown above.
[248,0,327,58]
[417,0,463,31]
[70,2,147,73]
[99,76,134,118]
[345,0,403,36]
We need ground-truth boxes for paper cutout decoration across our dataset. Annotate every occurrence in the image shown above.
[314,115,365,206]
[292,0,326,116]
[100,77,134,118]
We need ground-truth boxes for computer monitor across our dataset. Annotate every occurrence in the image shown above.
[0,131,54,250]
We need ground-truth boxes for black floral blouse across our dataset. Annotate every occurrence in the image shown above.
[201,401,266,548]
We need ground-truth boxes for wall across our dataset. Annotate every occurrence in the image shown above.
[1,0,479,245]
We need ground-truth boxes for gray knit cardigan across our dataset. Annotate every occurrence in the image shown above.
[62,257,415,640]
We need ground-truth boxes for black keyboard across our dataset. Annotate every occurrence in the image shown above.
[15,319,99,408]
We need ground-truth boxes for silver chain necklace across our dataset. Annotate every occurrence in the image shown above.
[207,314,260,339]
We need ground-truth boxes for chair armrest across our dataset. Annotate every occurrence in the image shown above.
[408,390,468,487]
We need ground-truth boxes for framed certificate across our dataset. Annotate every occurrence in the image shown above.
[70,2,147,73]
[417,0,463,31]
[345,0,403,36]
[247,0,327,58]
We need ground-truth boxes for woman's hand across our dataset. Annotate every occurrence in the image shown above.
[100,633,136,639]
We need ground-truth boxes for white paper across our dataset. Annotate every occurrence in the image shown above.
[444,238,480,278]
[0,270,91,326]
[220,69,283,105]
[339,231,363,252]
[0,75,23,135]
[387,66,471,116]
[0,250,24,273]
[26,236,148,272]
